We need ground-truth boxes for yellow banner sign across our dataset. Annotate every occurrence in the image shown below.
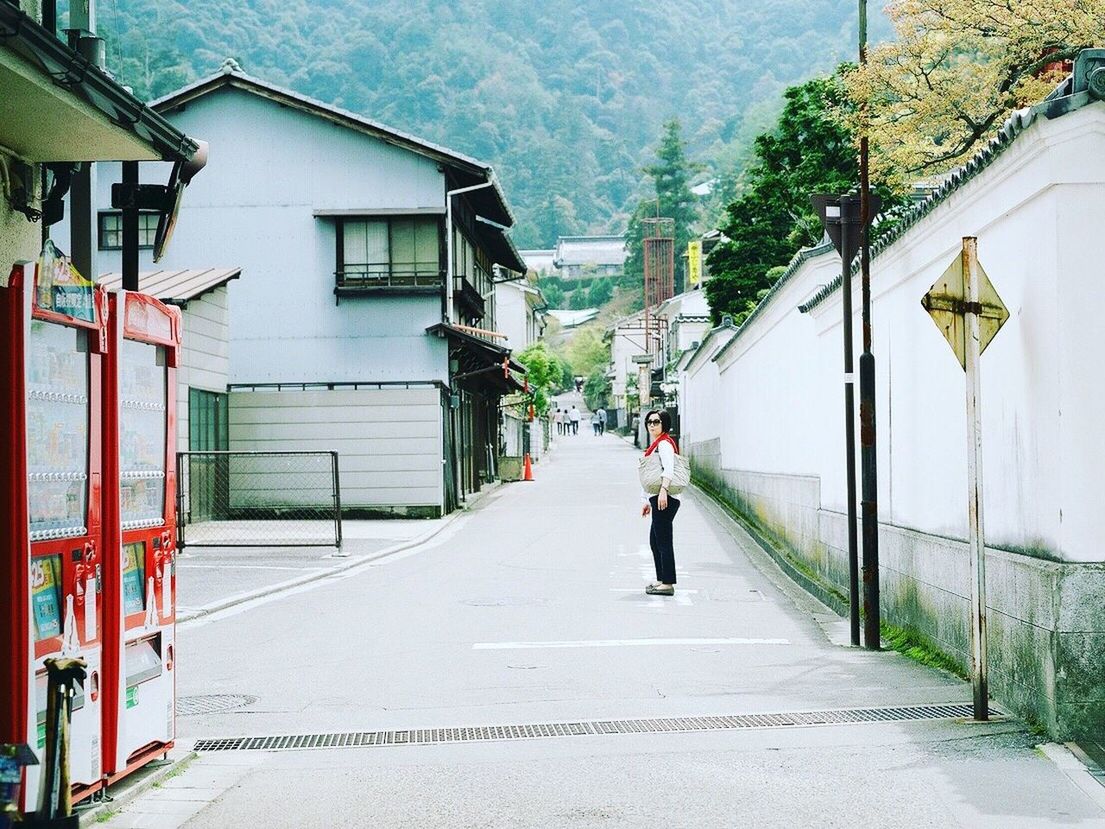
[687,240,702,286]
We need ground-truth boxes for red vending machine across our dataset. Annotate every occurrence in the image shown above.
[102,290,181,781]
[0,258,108,809]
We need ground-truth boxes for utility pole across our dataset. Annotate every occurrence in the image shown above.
[857,0,881,650]
[812,192,880,648]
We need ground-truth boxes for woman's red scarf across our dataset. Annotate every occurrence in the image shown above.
[645,433,679,456]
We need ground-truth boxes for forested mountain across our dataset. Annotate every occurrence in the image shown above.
[88,0,888,247]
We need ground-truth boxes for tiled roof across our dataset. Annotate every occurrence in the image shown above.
[800,77,1102,314]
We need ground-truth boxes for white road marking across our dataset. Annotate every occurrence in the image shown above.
[609,588,699,593]
[473,637,790,650]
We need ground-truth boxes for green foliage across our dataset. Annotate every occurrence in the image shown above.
[540,280,565,308]
[705,69,908,324]
[626,119,700,292]
[565,326,610,377]
[567,289,591,310]
[91,0,887,248]
[587,277,614,307]
[514,342,563,415]
[880,623,968,680]
[583,367,612,412]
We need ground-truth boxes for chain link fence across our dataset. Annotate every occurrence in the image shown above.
[177,451,342,549]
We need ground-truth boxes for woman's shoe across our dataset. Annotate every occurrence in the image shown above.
[645,584,674,596]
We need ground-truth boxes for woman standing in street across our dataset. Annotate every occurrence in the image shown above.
[641,409,680,596]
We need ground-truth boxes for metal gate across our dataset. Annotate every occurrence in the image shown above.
[176,450,342,548]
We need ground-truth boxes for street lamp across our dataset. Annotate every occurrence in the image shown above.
[811,192,880,649]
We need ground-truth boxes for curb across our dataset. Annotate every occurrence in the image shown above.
[76,749,197,826]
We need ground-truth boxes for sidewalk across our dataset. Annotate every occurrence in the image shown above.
[100,427,1105,828]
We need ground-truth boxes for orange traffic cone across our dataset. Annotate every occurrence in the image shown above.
[522,453,534,481]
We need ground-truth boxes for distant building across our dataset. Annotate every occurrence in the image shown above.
[520,249,556,276]
[553,235,626,279]
[548,308,600,329]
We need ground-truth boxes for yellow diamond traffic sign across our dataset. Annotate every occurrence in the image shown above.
[921,254,1009,370]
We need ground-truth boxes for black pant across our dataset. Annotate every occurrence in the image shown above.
[649,495,680,584]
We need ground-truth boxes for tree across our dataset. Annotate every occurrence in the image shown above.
[705,70,906,324]
[583,367,612,411]
[541,280,565,308]
[625,119,701,292]
[513,342,563,416]
[842,0,1105,184]
[587,277,614,307]
[565,325,610,377]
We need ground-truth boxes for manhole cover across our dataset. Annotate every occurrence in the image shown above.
[178,694,258,716]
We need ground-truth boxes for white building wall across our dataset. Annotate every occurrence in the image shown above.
[698,105,1105,563]
[229,386,444,510]
[176,286,230,451]
[495,281,528,351]
[85,88,449,385]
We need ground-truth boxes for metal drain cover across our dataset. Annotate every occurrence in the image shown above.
[193,702,1000,752]
[178,694,258,716]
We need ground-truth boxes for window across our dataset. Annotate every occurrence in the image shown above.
[336,217,440,288]
[188,388,228,451]
[98,212,158,250]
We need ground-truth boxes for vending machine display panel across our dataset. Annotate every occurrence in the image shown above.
[26,322,90,538]
[120,340,167,527]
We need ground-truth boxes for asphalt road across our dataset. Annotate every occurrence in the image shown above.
[100,429,1105,828]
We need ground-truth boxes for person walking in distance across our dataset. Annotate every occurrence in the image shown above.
[641,409,680,596]
[553,408,563,436]
[569,405,581,435]
[597,406,607,435]
[591,408,602,435]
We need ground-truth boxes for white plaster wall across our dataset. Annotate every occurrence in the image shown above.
[689,103,1105,564]
[680,333,734,450]
[495,282,528,351]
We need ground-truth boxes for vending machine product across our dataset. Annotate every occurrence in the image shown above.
[102,290,180,781]
[0,259,108,809]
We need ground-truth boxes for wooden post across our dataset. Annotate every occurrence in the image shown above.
[962,237,989,720]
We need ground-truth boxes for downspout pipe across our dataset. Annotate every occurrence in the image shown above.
[445,178,496,323]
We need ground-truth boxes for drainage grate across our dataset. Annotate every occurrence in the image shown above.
[192,703,999,752]
[178,694,259,716]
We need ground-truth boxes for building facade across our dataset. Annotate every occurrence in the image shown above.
[79,62,528,516]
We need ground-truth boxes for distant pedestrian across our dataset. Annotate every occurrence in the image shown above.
[597,407,607,435]
[591,409,602,435]
[640,409,680,596]
[554,409,563,436]
[569,405,581,435]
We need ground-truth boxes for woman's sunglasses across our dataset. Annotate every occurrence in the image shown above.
[646,418,662,425]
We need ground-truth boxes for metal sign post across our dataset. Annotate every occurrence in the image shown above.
[922,237,1009,720]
